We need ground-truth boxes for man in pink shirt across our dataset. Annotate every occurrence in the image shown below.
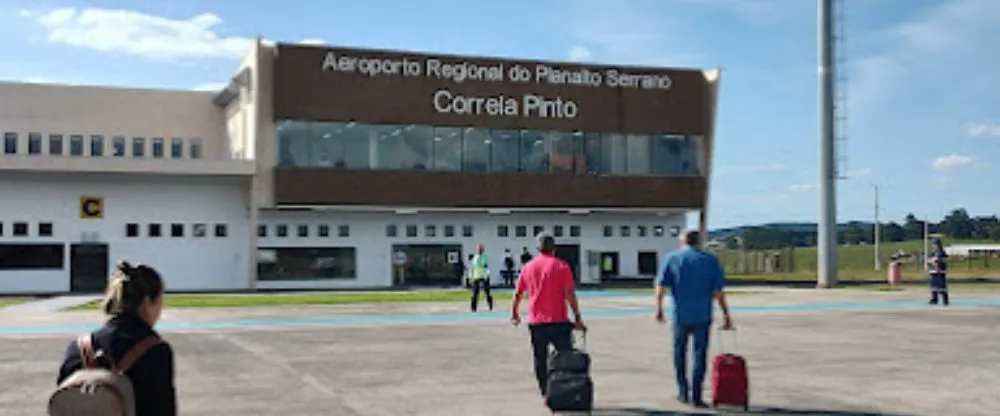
[511,232,586,396]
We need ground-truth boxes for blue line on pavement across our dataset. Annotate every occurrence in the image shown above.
[1,297,998,336]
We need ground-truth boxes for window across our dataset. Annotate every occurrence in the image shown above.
[0,222,3,236]
[533,226,544,237]
[638,251,659,275]
[3,132,16,154]
[0,244,65,270]
[497,225,510,237]
[462,225,474,237]
[637,226,648,237]
[90,135,104,156]
[28,133,42,155]
[625,134,650,174]
[38,222,53,237]
[386,224,398,237]
[553,225,564,238]
[443,225,455,237]
[152,137,164,158]
[583,132,603,174]
[620,226,631,237]
[462,127,490,172]
[13,222,28,236]
[170,138,183,158]
[425,225,436,238]
[431,127,463,171]
[192,223,207,237]
[515,226,527,237]
[405,225,418,237]
[258,225,267,237]
[148,223,162,237]
[570,225,581,237]
[190,138,203,159]
[215,224,228,237]
[257,247,358,280]
[112,136,126,157]
[653,226,665,237]
[670,226,681,237]
[271,224,287,237]
[601,133,628,174]
[490,129,520,172]
[318,224,330,237]
[126,223,139,237]
[519,130,548,173]
[132,137,145,157]
[297,224,309,237]
[49,134,63,156]
[603,226,613,237]
[69,135,84,156]
[338,225,350,237]
[372,124,433,170]
[170,223,184,237]
[550,131,584,173]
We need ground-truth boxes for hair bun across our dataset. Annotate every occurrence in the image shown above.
[116,260,136,279]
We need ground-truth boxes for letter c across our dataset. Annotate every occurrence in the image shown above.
[82,199,102,217]
[432,90,452,113]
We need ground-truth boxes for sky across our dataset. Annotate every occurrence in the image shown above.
[1,0,999,229]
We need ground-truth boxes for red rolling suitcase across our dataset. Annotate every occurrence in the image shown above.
[711,330,749,411]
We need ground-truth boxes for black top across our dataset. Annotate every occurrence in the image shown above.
[57,314,177,416]
[520,253,533,265]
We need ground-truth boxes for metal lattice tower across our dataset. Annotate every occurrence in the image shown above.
[833,0,849,180]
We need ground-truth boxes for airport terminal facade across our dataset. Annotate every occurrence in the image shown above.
[0,40,721,294]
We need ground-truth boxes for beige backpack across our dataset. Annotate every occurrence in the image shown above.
[48,334,162,416]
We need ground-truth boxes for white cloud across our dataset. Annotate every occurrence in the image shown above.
[716,163,787,175]
[931,154,975,171]
[192,82,227,92]
[299,38,325,45]
[966,121,1000,138]
[567,46,593,62]
[27,8,252,60]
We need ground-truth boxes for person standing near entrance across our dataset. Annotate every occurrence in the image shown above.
[469,244,494,312]
[927,239,950,306]
[520,247,533,270]
[654,230,733,408]
[503,249,516,287]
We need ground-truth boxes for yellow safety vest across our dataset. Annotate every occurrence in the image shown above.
[471,254,489,281]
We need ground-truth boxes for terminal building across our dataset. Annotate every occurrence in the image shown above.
[0,40,721,294]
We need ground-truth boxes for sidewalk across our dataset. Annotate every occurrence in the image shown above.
[0,295,101,314]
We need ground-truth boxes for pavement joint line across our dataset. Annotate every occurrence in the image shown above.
[1,297,998,335]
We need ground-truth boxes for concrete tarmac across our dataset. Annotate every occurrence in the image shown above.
[1,289,998,415]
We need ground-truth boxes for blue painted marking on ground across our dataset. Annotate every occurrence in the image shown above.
[1,297,998,335]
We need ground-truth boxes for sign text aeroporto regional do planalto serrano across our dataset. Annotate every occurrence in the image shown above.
[321,51,673,120]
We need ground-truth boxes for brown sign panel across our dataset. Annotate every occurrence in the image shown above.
[273,44,711,135]
[273,168,706,209]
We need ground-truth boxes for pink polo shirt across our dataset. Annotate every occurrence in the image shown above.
[516,253,575,324]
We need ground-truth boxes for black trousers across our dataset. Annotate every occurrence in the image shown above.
[470,279,493,311]
[930,273,949,305]
[503,269,515,287]
[528,322,574,395]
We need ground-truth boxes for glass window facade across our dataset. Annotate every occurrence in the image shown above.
[276,120,702,176]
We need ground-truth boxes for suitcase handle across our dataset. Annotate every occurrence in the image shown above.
[574,329,587,351]
[716,328,738,354]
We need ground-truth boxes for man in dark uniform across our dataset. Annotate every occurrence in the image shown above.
[927,239,949,306]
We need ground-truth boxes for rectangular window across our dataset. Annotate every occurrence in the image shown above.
[112,136,126,157]
[257,225,267,237]
[126,223,139,237]
[338,225,350,237]
[132,137,145,157]
[38,222,53,237]
[443,225,455,237]
[69,135,84,156]
[405,225,418,237]
[297,224,309,237]
[170,223,184,237]
[90,135,104,156]
[257,247,358,280]
[0,222,3,236]
[532,226,544,237]
[170,138,183,158]
[49,134,63,155]
[570,225,581,237]
[192,223,206,237]
[28,133,42,155]
[152,137,164,158]
[386,224,398,237]
[318,225,330,237]
[637,226,648,237]
[553,225,564,238]
[276,225,288,237]
[515,226,527,237]
[603,226,613,237]
[425,225,437,237]
[190,138,203,159]
[215,224,228,237]
[620,226,631,237]
[497,225,509,237]
[653,226,665,237]
[148,223,162,237]
[13,222,28,236]
[638,251,659,275]
[0,244,65,270]
[3,132,16,154]
[462,225,473,237]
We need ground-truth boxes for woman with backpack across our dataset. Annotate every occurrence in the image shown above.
[50,260,177,416]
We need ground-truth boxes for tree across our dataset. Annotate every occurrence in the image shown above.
[939,208,973,239]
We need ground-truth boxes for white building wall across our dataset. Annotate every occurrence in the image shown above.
[0,176,252,294]
[257,210,686,289]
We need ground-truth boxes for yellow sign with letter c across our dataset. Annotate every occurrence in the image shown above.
[80,196,104,219]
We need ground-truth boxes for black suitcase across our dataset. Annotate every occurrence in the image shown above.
[546,331,593,412]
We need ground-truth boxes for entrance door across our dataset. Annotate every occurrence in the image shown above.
[555,244,582,284]
[392,244,463,287]
[599,252,619,281]
[70,243,109,293]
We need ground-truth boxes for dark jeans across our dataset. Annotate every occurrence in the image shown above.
[528,322,574,395]
[503,269,515,287]
[930,273,949,305]
[470,279,493,311]
[673,322,711,402]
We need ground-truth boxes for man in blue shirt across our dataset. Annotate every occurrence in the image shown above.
[655,230,734,408]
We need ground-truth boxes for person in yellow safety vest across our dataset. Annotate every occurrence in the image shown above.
[469,243,494,312]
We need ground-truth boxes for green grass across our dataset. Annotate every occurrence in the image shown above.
[0,297,31,308]
[70,290,518,311]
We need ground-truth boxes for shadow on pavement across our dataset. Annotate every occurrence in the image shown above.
[587,407,914,416]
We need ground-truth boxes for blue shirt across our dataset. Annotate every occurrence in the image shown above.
[655,247,726,325]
